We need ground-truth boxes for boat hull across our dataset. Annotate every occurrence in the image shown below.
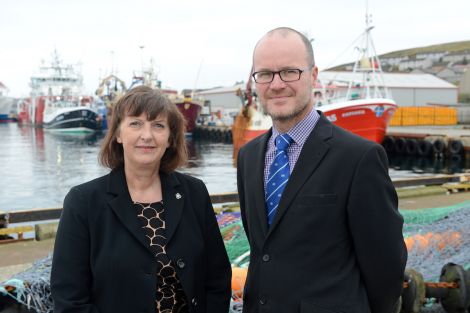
[232,99,397,153]
[175,101,201,134]
[44,108,99,133]
[319,98,397,144]
[0,114,16,123]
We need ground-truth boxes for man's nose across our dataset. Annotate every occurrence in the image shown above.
[269,73,287,89]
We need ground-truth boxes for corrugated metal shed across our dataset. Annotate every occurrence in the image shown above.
[318,71,457,89]
[318,71,458,106]
[195,83,245,114]
[197,83,245,95]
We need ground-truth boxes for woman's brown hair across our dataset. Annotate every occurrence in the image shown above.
[99,85,187,173]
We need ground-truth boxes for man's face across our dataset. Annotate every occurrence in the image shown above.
[253,33,318,123]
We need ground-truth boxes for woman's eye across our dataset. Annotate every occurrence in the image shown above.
[153,123,165,129]
[129,121,141,127]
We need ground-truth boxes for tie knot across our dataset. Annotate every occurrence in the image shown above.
[275,134,293,152]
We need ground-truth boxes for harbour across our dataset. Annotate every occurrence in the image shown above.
[0,123,237,212]
[1,2,470,310]
[1,122,469,213]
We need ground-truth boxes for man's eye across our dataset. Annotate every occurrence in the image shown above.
[257,72,272,78]
[283,69,299,75]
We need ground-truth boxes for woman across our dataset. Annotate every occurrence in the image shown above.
[51,86,231,313]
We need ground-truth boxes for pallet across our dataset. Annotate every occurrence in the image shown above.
[442,183,470,193]
[0,226,34,244]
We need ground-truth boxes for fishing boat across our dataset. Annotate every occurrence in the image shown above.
[95,74,127,130]
[42,96,98,133]
[315,11,397,143]
[231,81,272,153]
[174,96,203,135]
[232,12,396,150]
[128,59,203,135]
[17,50,99,133]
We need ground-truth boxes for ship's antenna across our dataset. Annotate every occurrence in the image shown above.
[191,58,204,99]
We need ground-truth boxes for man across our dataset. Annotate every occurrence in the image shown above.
[237,27,407,313]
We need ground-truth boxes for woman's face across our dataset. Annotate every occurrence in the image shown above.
[117,113,170,170]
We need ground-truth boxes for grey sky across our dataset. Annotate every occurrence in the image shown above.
[1,0,469,97]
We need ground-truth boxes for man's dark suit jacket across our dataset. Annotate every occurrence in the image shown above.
[51,167,231,313]
[237,113,407,313]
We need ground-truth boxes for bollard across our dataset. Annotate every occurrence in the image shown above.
[35,222,59,241]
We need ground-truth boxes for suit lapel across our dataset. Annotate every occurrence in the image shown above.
[268,114,333,235]
[251,132,271,237]
[107,168,154,255]
[160,172,184,244]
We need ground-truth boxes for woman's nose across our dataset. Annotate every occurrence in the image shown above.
[139,123,152,140]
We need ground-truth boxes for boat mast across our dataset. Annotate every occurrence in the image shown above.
[346,1,390,100]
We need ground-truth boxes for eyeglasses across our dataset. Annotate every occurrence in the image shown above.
[252,67,311,84]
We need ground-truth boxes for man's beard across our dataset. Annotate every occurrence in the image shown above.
[266,98,311,122]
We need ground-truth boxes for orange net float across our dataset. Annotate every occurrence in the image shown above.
[231,267,248,299]
[404,231,461,252]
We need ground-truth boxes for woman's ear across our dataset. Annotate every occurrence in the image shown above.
[116,129,122,143]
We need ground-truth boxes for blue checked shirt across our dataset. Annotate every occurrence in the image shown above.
[264,108,320,190]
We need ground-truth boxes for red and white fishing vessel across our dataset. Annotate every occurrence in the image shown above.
[315,10,397,143]
[17,50,99,133]
[232,11,396,151]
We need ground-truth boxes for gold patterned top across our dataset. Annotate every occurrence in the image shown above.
[135,201,188,313]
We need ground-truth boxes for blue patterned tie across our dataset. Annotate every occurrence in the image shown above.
[266,134,293,225]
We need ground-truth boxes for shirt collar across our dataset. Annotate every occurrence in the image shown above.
[271,107,320,146]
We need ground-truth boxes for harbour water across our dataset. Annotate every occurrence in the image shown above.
[0,123,236,211]
[0,123,468,212]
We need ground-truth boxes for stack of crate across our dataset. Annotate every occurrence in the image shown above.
[389,106,457,126]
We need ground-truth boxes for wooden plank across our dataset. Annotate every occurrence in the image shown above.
[393,175,462,188]
[210,192,239,204]
[1,207,62,224]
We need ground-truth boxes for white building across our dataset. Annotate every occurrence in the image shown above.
[194,83,245,116]
[460,69,470,94]
[398,58,433,71]
[381,56,408,66]
[442,51,470,63]
[318,71,458,107]
[415,51,447,61]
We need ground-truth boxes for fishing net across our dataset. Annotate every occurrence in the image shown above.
[402,201,470,281]
[401,202,470,312]
[1,204,469,313]
[0,255,53,313]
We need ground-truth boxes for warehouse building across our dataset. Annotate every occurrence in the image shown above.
[194,83,245,116]
[318,71,458,107]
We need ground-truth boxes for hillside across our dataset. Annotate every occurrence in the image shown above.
[381,40,470,58]
[327,40,470,71]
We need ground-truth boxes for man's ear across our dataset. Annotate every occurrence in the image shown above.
[311,66,319,87]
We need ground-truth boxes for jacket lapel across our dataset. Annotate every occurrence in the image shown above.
[107,168,154,255]
[251,131,271,237]
[268,114,333,235]
[160,172,184,244]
